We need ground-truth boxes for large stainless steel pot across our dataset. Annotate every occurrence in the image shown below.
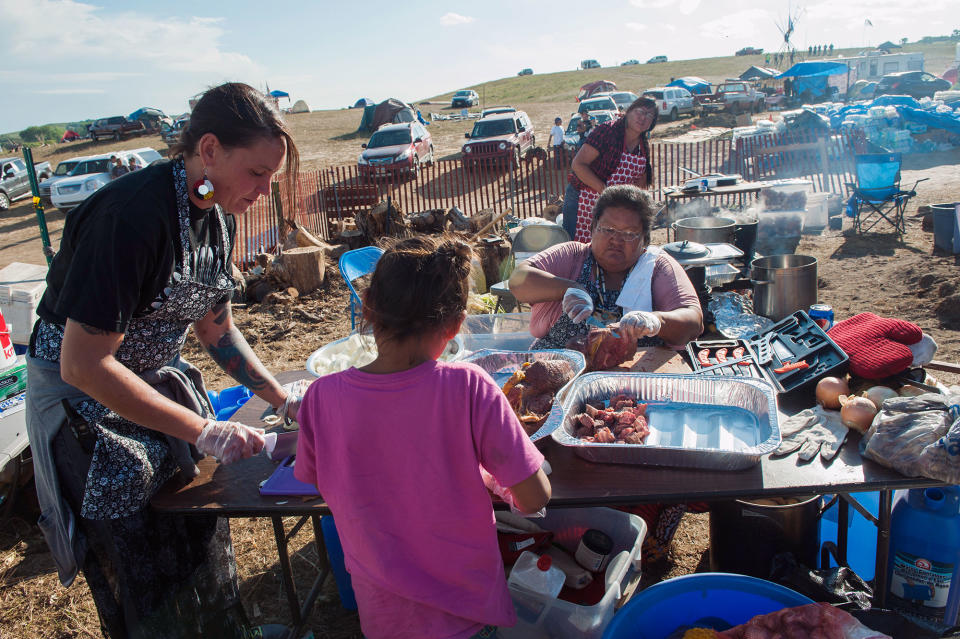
[751,254,817,321]
[671,216,736,245]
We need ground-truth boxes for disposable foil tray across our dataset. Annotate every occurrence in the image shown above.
[462,349,586,441]
[552,373,780,469]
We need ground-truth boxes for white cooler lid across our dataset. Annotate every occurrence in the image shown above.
[0,262,47,304]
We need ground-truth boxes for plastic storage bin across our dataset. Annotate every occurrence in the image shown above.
[803,193,828,231]
[602,573,813,638]
[0,262,48,345]
[498,507,647,639]
[458,312,535,353]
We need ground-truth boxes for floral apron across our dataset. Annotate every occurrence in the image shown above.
[31,159,248,638]
[573,150,647,243]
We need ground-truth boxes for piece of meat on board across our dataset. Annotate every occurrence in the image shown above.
[566,328,637,371]
[522,360,574,394]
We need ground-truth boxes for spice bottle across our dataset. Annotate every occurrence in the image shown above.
[575,529,613,572]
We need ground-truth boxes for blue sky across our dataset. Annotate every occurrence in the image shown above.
[1,0,955,132]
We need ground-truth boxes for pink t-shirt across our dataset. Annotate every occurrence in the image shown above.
[526,242,699,340]
[294,360,544,639]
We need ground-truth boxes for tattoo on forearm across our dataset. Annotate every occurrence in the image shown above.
[202,327,269,391]
[79,323,110,336]
[210,303,229,326]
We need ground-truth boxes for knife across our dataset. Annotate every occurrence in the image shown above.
[585,315,621,338]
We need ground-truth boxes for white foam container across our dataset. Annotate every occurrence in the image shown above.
[499,507,647,639]
[0,263,48,345]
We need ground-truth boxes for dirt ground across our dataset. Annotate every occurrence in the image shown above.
[1,112,958,638]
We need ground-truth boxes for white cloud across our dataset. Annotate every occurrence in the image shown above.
[0,0,259,76]
[626,22,648,32]
[700,9,774,43]
[440,12,475,26]
[628,0,700,14]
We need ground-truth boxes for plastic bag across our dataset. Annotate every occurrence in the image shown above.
[861,392,960,482]
[770,552,873,610]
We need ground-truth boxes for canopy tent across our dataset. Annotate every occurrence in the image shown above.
[666,77,712,95]
[352,97,374,108]
[739,66,780,81]
[776,61,848,79]
[357,98,416,133]
[269,90,290,98]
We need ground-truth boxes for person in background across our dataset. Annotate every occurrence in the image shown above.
[26,82,304,639]
[127,156,141,172]
[295,235,551,639]
[561,97,658,243]
[109,155,128,179]
[549,116,565,168]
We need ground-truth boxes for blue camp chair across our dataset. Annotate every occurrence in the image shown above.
[338,246,384,329]
[845,153,927,235]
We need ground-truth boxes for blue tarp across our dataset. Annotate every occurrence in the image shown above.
[776,61,848,79]
[666,77,712,95]
[269,90,289,98]
[826,97,960,136]
[792,76,829,98]
[869,95,921,109]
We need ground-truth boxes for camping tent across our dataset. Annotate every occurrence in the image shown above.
[290,100,310,113]
[352,98,374,108]
[666,77,712,95]
[357,98,416,133]
[876,41,902,52]
[61,130,80,142]
[577,80,617,101]
[739,66,780,81]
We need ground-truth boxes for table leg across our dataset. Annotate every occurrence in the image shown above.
[836,495,849,567]
[272,516,302,626]
[873,489,893,608]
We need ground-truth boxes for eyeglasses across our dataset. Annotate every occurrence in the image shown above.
[595,225,644,243]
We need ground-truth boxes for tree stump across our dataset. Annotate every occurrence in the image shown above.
[278,246,325,294]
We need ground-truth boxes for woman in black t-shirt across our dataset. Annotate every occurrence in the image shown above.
[27,83,303,639]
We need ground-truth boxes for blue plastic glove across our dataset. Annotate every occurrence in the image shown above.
[562,287,594,323]
[615,311,662,341]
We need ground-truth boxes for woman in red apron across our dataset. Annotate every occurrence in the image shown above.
[563,97,658,243]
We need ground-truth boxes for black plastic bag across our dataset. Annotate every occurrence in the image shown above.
[769,552,873,610]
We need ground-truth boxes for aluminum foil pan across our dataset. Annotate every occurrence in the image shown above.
[462,349,587,441]
[552,372,780,469]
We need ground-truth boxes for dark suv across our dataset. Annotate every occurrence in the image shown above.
[875,71,950,99]
[461,111,535,169]
[88,116,145,141]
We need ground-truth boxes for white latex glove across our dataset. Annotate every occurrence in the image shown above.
[909,333,938,367]
[771,406,849,462]
[562,287,594,323]
[195,419,266,465]
[273,379,311,426]
[615,311,662,341]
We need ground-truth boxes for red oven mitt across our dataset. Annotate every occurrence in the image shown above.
[827,312,922,379]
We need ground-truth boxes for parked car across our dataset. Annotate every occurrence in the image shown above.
[698,81,764,114]
[50,149,156,212]
[563,111,618,151]
[646,55,668,64]
[0,158,51,210]
[581,59,601,70]
[88,116,145,141]
[642,86,697,120]
[161,118,189,146]
[481,106,516,118]
[578,96,619,116]
[451,90,479,108]
[518,68,533,76]
[358,122,434,178]
[595,91,640,112]
[875,71,951,99]
[38,155,90,208]
[462,111,535,169]
[621,59,640,66]
[735,47,763,56]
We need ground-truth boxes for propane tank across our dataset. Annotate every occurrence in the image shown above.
[887,486,960,628]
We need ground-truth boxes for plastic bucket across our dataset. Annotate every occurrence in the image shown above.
[601,573,813,638]
[709,495,822,578]
[931,203,959,253]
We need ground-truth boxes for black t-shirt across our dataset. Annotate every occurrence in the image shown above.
[37,159,236,333]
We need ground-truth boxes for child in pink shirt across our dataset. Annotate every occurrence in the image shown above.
[295,236,551,639]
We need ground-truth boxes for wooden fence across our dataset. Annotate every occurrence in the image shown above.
[231,130,863,267]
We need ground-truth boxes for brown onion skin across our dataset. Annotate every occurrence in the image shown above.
[816,376,850,410]
[840,396,878,433]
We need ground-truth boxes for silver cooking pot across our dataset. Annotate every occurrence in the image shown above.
[751,254,818,321]
[671,216,736,245]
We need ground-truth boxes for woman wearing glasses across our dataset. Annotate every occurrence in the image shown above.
[509,184,702,350]
[560,97,658,243]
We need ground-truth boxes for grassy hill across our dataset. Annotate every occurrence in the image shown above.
[424,41,959,104]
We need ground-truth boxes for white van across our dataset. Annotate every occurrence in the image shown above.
[642,86,696,121]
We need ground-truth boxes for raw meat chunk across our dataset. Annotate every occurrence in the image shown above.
[524,392,554,415]
[566,328,638,371]
[522,360,574,394]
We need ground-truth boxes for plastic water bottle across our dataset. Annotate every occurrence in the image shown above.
[507,551,565,599]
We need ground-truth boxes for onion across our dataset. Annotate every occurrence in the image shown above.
[840,395,878,432]
[898,385,926,397]
[864,386,898,410]
[816,376,850,410]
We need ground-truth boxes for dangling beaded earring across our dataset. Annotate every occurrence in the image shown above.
[193,170,214,201]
